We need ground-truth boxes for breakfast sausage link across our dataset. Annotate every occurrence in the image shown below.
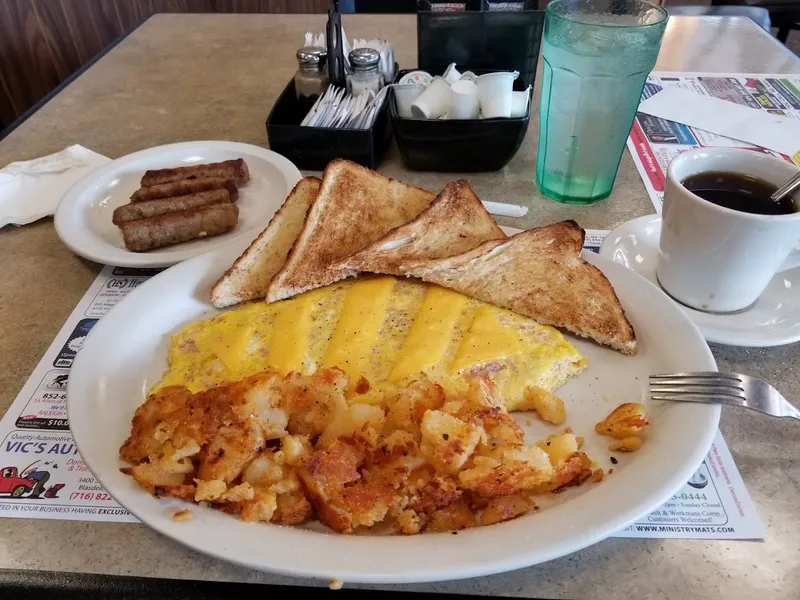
[113,189,232,225]
[121,203,239,252]
[131,177,239,202]
[140,159,250,187]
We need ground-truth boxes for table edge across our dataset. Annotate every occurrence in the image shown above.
[0,568,561,599]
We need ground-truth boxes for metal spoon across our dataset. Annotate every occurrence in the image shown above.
[770,172,800,202]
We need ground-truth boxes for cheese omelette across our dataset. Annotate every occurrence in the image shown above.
[155,275,587,409]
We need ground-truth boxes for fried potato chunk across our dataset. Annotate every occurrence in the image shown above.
[609,436,643,452]
[480,494,531,526]
[242,452,284,488]
[595,403,649,439]
[338,481,395,529]
[364,430,426,489]
[427,499,477,532]
[408,475,462,514]
[319,403,385,449]
[122,370,602,535]
[537,431,579,466]
[240,490,278,522]
[297,438,366,533]
[194,478,227,502]
[198,422,265,483]
[386,378,446,437]
[532,451,594,493]
[396,509,424,535]
[453,378,525,446]
[522,386,567,425]
[459,446,553,497]
[279,369,349,437]
[173,508,193,521]
[420,410,484,474]
[275,489,313,525]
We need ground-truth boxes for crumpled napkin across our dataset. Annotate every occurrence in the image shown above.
[0,144,110,228]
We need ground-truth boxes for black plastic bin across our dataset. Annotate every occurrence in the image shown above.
[266,80,393,171]
[417,0,544,89]
[390,69,531,172]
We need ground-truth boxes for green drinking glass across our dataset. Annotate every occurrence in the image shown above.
[536,0,668,204]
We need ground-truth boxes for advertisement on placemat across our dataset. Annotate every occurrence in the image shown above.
[0,245,764,539]
[628,72,800,212]
[0,267,155,523]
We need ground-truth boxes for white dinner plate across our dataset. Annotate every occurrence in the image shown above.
[54,141,301,267]
[600,215,800,347]
[67,243,719,584]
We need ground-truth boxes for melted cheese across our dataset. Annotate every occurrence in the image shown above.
[322,276,396,382]
[450,306,525,373]
[156,276,587,406]
[266,290,316,375]
[389,286,468,383]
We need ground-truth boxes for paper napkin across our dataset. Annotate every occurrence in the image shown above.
[0,144,110,228]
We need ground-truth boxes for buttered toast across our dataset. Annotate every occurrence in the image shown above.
[336,179,506,276]
[401,220,637,354]
[266,160,435,302]
[210,177,321,308]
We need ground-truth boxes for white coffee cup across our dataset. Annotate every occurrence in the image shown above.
[449,79,479,120]
[411,76,451,119]
[657,148,800,313]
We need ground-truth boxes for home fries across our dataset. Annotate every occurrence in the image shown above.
[120,160,645,535]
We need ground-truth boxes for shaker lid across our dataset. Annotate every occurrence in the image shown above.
[297,46,327,66]
[349,47,380,70]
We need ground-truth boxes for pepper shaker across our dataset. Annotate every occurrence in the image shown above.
[294,46,329,100]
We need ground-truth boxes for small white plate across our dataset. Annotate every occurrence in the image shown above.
[600,215,800,347]
[55,141,301,268]
[68,242,718,583]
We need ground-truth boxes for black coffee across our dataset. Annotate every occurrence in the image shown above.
[681,171,797,215]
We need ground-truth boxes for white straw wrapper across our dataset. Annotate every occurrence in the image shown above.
[482,201,529,218]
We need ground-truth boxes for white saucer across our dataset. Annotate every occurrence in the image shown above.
[600,215,800,347]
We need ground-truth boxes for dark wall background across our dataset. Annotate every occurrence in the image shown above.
[0,0,331,129]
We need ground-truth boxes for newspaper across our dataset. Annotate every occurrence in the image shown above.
[0,244,764,539]
[628,72,800,212]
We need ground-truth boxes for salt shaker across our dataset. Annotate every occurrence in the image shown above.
[295,46,329,100]
[347,48,384,96]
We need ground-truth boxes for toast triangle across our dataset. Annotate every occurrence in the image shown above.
[266,160,436,302]
[400,220,637,354]
[335,179,507,276]
[210,177,321,308]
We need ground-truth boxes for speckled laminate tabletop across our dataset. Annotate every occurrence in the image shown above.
[0,13,798,600]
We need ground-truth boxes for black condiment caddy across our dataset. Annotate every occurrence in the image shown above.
[266,1,392,170]
[390,68,531,172]
[266,0,544,172]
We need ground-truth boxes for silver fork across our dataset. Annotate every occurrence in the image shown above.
[649,372,800,420]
